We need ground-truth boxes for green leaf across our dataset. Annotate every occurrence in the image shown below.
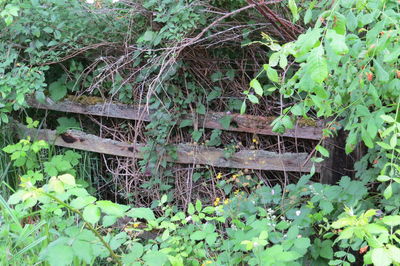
[126,208,155,221]
[142,251,168,266]
[240,100,246,114]
[72,240,93,264]
[307,46,328,84]
[295,28,322,56]
[247,94,259,104]
[250,79,263,96]
[382,216,400,227]
[288,0,299,21]
[49,81,67,102]
[219,116,232,130]
[58,173,76,186]
[70,196,96,209]
[192,130,203,142]
[188,203,195,215]
[179,119,192,128]
[383,47,400,63]
[373,59,389,83]
[96,200,126,217]
[316,145,330,157]
[122,243,144,263]
[195,199,202,212]
[56,117,81,134]
[383,184,393,199]
[371,248,392,266]
[320,240,333,259]
[191,231,207,240]
[266,66,279,83]
[196,104,206,115]
[102,215,117,227]
[46,245,74,266]
[83,204,101,224]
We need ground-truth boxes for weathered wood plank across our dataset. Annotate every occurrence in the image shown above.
[16,124,319,173]
[27,96,323,140]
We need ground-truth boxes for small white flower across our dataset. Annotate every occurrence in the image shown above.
[271,189,275,195]
[185,216,192,222]
[86,0,94,4]
[295,210,301,216]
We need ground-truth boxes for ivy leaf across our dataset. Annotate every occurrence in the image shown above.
[83,204,101,224]
[307,46,328,84]
[49,81,67,102]
[219,116,232,130]
[196,103,206,115]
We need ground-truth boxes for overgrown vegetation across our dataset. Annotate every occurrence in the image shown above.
[1,0,400,265]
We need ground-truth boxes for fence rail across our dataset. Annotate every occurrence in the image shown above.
[16,124,318,173]
[27,97,323,140]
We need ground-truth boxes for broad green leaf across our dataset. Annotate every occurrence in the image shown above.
[83,204,101,224]
[49,81,67,102]
[307,46,328,84]
[46,245,74,266]
[102,215,117,227]
[190,231,207,240]
[72,240,93,264]
[70,196,96,209]
[122,243,144,263]
[49,177,64,194]
[58,174,76,186]
[371,248,392,266]
[382,216,400,227]
[295,28,322,56]
[126,208,155,221]
[96,200,126,217]
[142,251,168,266]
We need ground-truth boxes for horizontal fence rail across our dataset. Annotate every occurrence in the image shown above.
[16,124,319,173]
[27,96,323,140]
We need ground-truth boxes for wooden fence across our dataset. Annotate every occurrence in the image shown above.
[22,96,326,174]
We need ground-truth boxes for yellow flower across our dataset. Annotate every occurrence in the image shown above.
[133,222,140,228]
[234,189,240,195]
[201,261,213,266]
[224,199,230,205]
[213,197,220,206]
[216,172,223,179]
